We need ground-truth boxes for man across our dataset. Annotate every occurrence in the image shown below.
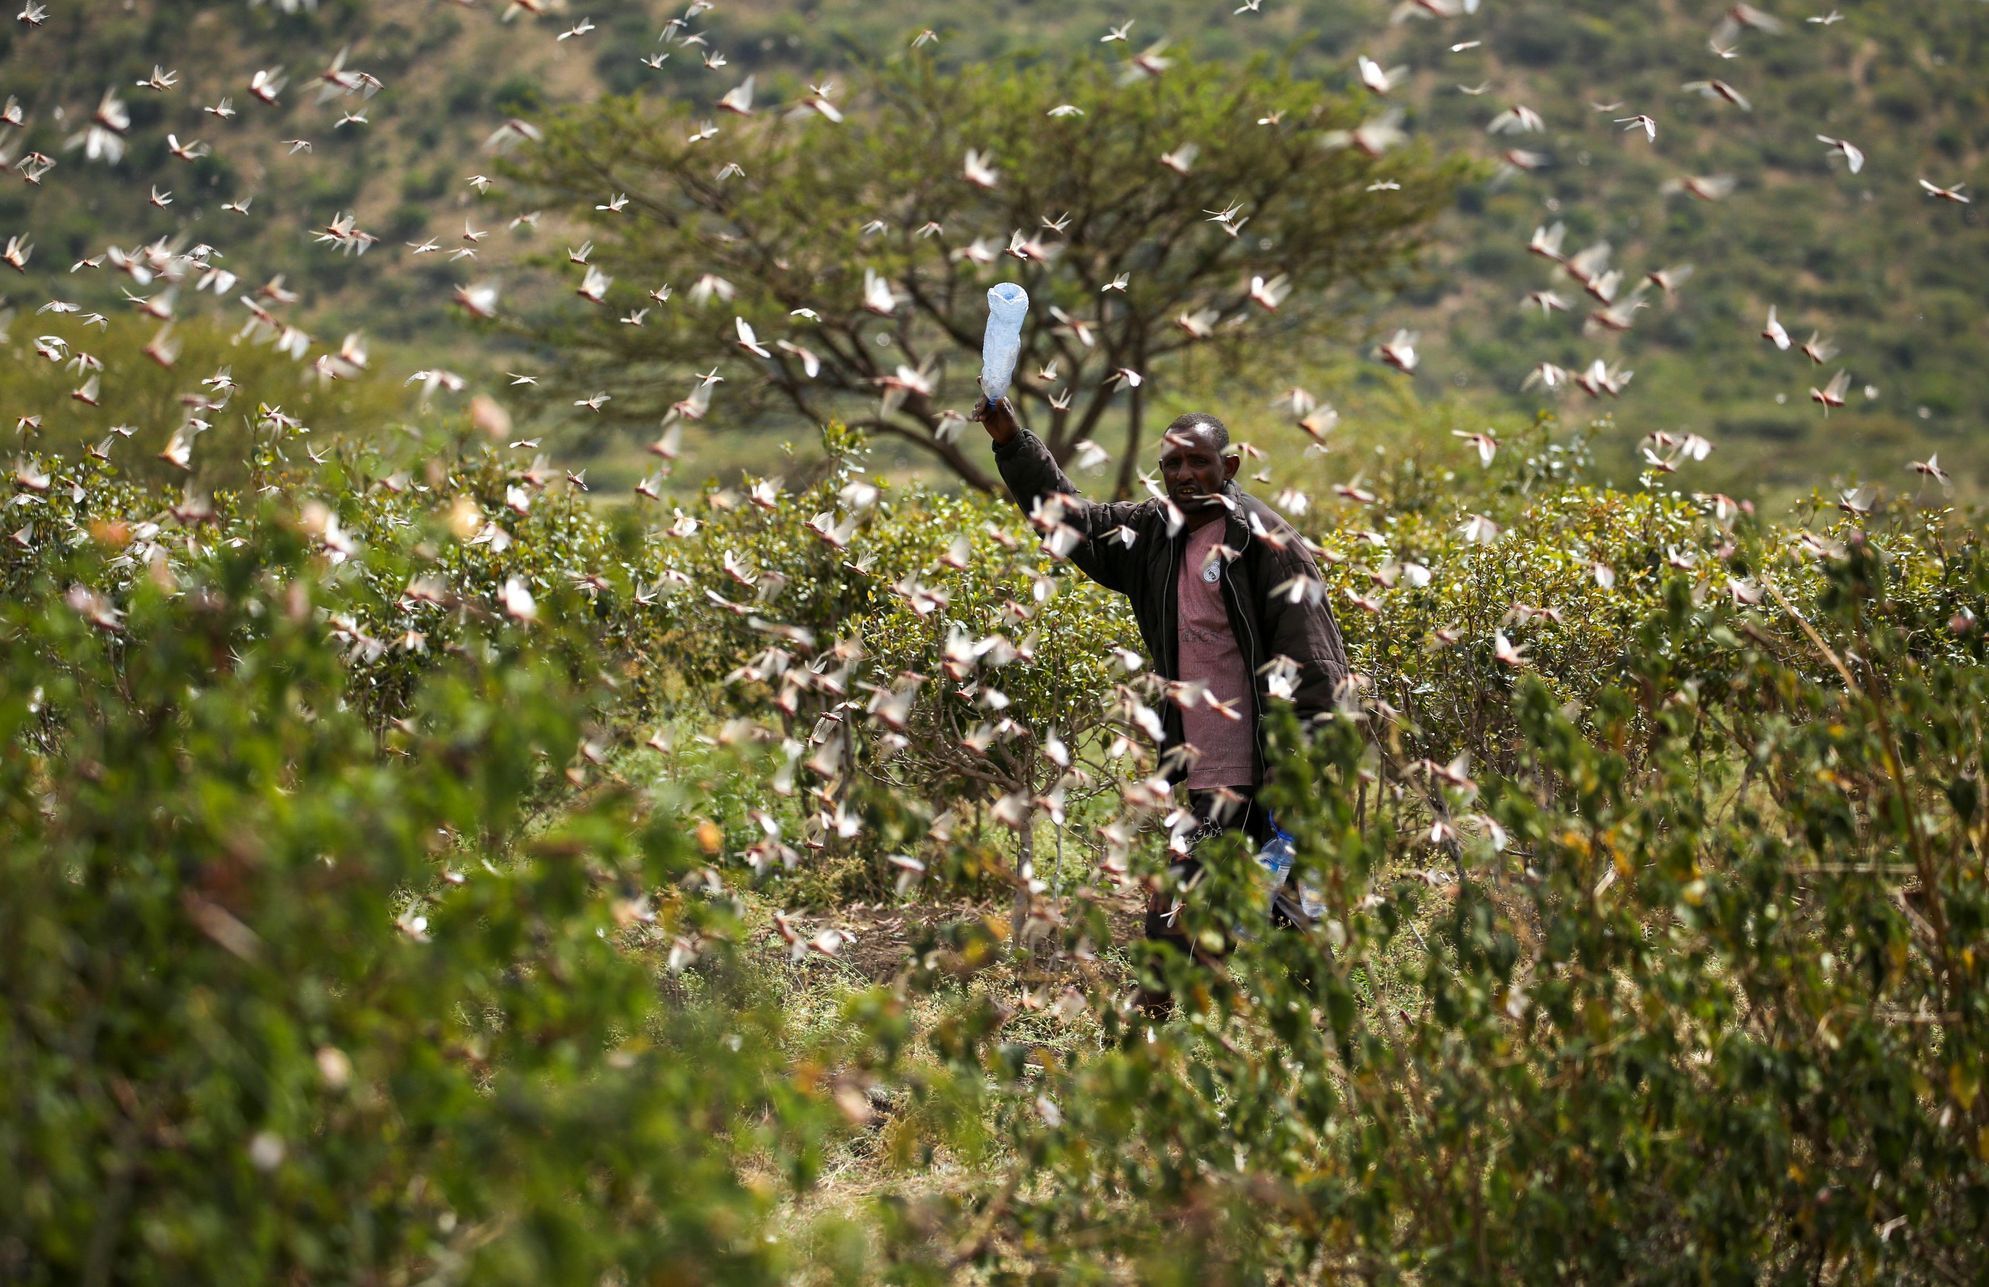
[972,395,1349,1014]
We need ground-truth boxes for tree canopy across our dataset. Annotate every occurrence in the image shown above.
[514,51,1471,491]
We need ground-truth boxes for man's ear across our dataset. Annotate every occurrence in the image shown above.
[1223,452,1240,482]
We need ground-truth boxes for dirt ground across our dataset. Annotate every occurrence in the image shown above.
[782,889,1151,984]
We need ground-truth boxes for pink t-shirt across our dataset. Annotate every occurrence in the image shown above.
[1175,520,1257,789]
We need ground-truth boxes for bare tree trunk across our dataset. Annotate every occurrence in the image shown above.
[1112,336,1148,501]
[1011,823,1034,954]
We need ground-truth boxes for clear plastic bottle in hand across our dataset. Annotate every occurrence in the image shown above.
[980,283,1029,403]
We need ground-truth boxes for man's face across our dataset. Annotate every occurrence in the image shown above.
[1158,426,1236,513]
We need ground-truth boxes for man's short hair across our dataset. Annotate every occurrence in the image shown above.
[1166,412,1231,455]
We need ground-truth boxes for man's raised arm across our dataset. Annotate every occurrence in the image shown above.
[971,396,1147,592]
[973,395,1066,510]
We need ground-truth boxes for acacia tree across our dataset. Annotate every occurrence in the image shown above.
[514,51,1469,493]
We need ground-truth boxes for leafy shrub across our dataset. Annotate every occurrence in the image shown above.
[4,412,1984,1281]
[905,535,1988,1282]
[0,317,417,492]
[0,500,872,1284]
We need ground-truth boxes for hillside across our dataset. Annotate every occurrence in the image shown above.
[0,0,1983,504]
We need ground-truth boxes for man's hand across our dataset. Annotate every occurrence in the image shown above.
[971,395,1021,447]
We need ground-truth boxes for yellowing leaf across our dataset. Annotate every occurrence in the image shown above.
[1951,1063,1980,1112]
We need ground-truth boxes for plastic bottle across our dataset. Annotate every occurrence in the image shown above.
[980,283,1029,403]
[1258,816,1327,925]
[1256,819,1297,905]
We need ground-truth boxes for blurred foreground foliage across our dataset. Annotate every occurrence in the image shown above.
[2,412,1985,1281]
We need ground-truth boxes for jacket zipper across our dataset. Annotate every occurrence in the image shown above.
[1162,527,1181,677]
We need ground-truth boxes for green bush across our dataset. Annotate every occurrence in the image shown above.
[903,535,1989,1281]
[0,499,873,1283]
[0,317,418,493]
[3,412,1984,1280]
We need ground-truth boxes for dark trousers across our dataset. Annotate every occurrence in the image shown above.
[1139,784,1269,1020]
[1185,786,1276,848]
